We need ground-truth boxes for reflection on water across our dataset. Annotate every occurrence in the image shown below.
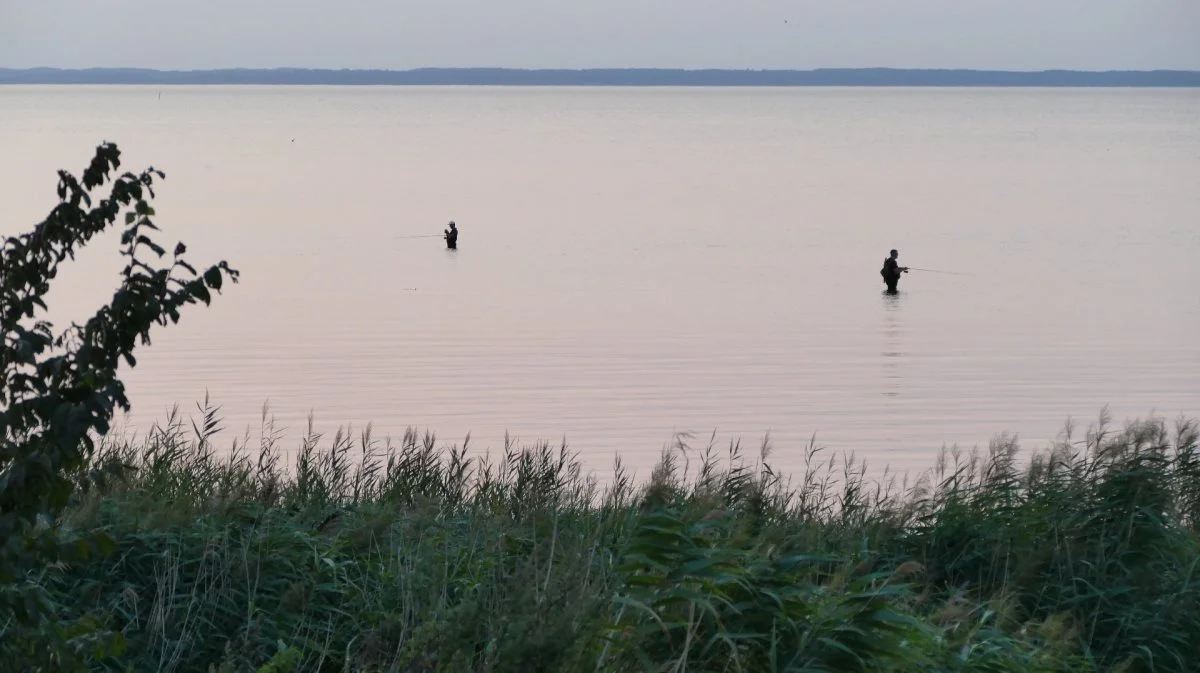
[881,291,904,399]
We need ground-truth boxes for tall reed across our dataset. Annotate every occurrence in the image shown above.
[31,400,1199,672]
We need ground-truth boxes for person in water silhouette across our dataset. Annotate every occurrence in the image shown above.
[444,221,458,250]
[880,249,908,294]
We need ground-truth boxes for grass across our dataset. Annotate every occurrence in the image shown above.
[12,400,1200,672]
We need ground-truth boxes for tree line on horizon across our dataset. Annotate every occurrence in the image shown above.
[2,66,1199,86]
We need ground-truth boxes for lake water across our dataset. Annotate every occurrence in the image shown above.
[2,85,1198,482]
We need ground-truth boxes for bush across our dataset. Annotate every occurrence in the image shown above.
[0,143,238,670]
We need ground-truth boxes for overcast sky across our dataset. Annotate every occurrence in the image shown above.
[2,0,1198,71]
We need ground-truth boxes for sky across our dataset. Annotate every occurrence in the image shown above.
[2,0,1198,71]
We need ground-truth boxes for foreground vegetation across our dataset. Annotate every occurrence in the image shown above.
[9,403,1193,672]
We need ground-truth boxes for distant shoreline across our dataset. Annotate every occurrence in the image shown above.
[3,67,1199,87]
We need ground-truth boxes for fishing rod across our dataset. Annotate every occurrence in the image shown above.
[394,234,445,240]
[905,267,970,276]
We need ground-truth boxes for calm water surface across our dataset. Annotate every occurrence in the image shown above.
[2,86,1198,480]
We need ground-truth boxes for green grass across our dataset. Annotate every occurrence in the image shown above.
[14,401,1200,672]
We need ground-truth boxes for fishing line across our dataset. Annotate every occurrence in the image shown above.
[906,267,970,276]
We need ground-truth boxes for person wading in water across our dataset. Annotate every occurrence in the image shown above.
[881,249,908,294]
[444,221,458,250]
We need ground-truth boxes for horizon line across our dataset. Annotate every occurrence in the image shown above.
[4,66,1198,87]
[6,66,1200,73]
